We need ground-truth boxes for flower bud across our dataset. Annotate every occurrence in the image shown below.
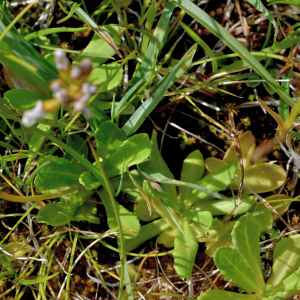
[54,50,70,71]
[71,58,92,79]
[22,100,47,128]
[54,88,69,104]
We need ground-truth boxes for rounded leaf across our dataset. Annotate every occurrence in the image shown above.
[179,150,205,200]
[235,163,287,194]
[35,156,82,191]
[223,131,255,169]
[134,196,160,222]
[3,242,31,262]
[205,157,228,173]
[157,227,177,248]
[193,195,257,216]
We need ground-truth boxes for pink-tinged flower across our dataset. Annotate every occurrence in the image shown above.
[21,50,97,127]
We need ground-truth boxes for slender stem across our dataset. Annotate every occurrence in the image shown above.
[87,140,127,300]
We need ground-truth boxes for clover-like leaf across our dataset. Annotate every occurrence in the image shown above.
[88,63,123,92]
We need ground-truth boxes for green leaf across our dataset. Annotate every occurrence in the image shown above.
[223,131,256,169]
[197,289,259,300]
[267,235,300,287]
[57,2,81,24]
[173,218,198,280]
[36,188,92,226]
[73,200,100,224]
[65,135,88,160]
[214,247,263,294]
[262,69,277,94]
[181,210,213,228]
[157,228,178,248]
[73,24,121,67]
[268,0,300,5]
[232,214,265,292]
[192,196,257,216]
[246,74,261,88]
[105,133,151,178]
[130,2,175,97]
[219,30,300,75]
[0,5,58,96]
[18,272,60,285]
[179,150,204,201]
[269,267,300,296]
[35,156,82,191]
[64,134,89,170]
[205,221,234,257]
[0,98,17,119]
[110,170,144,198]
[235,164,287,194]
[0,248,15,275]
[134,196,160,222]
[251,201,273,233]
[79,171,101,190]
[169,0,294,107]
[122,44,197,135]
[123,218,170,252]
[95,120,127,168]
[89,104,110,123]
[97,189,140,239]
[23,27,86,41]
[2,242,31,262]
[143,180,177,211]
[185,156,238,207]
[139,160,230,202]
[88,63,123,92]
[149,131,177,202]
[4,90,48,112]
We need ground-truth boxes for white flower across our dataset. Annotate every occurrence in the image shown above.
[53,50,70,71]
[21,100,47,127]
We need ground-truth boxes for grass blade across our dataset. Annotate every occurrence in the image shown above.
[64,0,123,58]
[170,0,294,107]
[122,44,197,136]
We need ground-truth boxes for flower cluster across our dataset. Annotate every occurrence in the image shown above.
[22,50,97,127]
